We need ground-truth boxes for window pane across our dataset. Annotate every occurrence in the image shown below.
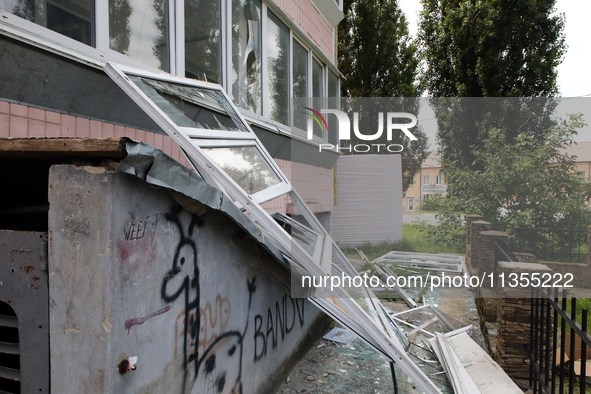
[312,58,323,137]
[2,0,93,45]
[266,12,289,125]
[185,0,221,83]
[129,76,248,132]
[109,0,169,71]
[231,0,262,114]
[327,69,339,144]
[312,58,323,98]
[273,213,318,257]
[292,39,308,130]
[328,69,339,98]
[203,146,282,195]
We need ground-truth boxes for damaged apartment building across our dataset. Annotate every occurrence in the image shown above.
[0,0,420,393]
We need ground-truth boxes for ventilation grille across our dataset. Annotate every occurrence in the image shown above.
[0,301,20,394]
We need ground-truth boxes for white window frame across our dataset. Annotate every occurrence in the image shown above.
[104,61,442,393]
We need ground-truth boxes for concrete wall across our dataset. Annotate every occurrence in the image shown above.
[48,165,327,393]
[332,155,403,247]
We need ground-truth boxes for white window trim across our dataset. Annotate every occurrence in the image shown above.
[105,61,443,393]
[1,1,341,147]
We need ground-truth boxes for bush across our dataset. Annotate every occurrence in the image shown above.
[414,210,466,253]
[420,192,446,212]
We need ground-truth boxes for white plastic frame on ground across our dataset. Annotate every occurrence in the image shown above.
[104,62,442,393]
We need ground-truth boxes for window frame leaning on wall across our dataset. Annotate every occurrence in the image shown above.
[104,62,443,393]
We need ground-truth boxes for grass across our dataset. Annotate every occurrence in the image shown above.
[558,297,591,335]
[342,224,464,261]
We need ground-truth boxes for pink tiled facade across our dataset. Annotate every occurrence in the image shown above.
[0,100,192,168]
[274,0,335,61]
[0,100,334,213]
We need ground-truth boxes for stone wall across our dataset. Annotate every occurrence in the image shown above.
[495,262,553,383]
[466,217,591,383]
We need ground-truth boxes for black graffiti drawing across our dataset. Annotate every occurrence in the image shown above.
[160,204,257,393]
[194,278,256,394]
[253,296,305,362]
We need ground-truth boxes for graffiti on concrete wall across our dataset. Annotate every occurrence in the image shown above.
[253,296,305,362]
[160,205,256,393]
[118,214,161,277]
[122,204,310,393]
[199,295,231,354]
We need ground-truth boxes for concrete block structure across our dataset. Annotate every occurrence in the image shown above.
[0,139,330,393]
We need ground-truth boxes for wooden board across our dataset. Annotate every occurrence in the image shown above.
[0,138,127,158]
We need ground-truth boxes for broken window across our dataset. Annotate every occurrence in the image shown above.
[105,62,445,393]
[231,0,262,114]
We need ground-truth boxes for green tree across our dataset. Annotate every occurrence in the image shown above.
[444,115,591,230]
[338,0,428,192]
[420,116,591,252]
[419,0,566,168]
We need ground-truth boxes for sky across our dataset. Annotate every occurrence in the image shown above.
[397,0,591,147]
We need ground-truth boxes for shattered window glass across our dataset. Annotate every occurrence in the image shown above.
[272,212,319,257]
[129,76,248,132]
[231,0,262,114]
[202,146,282,195]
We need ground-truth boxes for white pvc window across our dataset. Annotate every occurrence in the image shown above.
[1,0,93,45]
[184,0,222,83]
[265,10,290,125]
[105,62,443,393]
[108,0,169,71]
[231,0,262,114]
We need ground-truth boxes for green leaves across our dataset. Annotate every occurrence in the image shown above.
[444,114,591,230]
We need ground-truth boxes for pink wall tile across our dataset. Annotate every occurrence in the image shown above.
[0,101,9,114]
[124,127,136,139]
[135,129,146,142]
[46,110,61,124]
[9,116,28,138]
[46,122,61,137]
[61,114,76,137]
[75,117,90,138]
[102,123,114,138]
[163,136,172,156]
[276,0,334,61]
[154,133,164,150]
[144,130,156,146]
[90,120,103,138]
[9,103,28,118]
[29,107,45,121]
[170,142,180,162]
[28,119,45,137]
[114,125,126,138]
[0,114,9,136]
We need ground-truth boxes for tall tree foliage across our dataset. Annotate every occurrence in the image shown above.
[338,0,427,192]
[419,0,566,168]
